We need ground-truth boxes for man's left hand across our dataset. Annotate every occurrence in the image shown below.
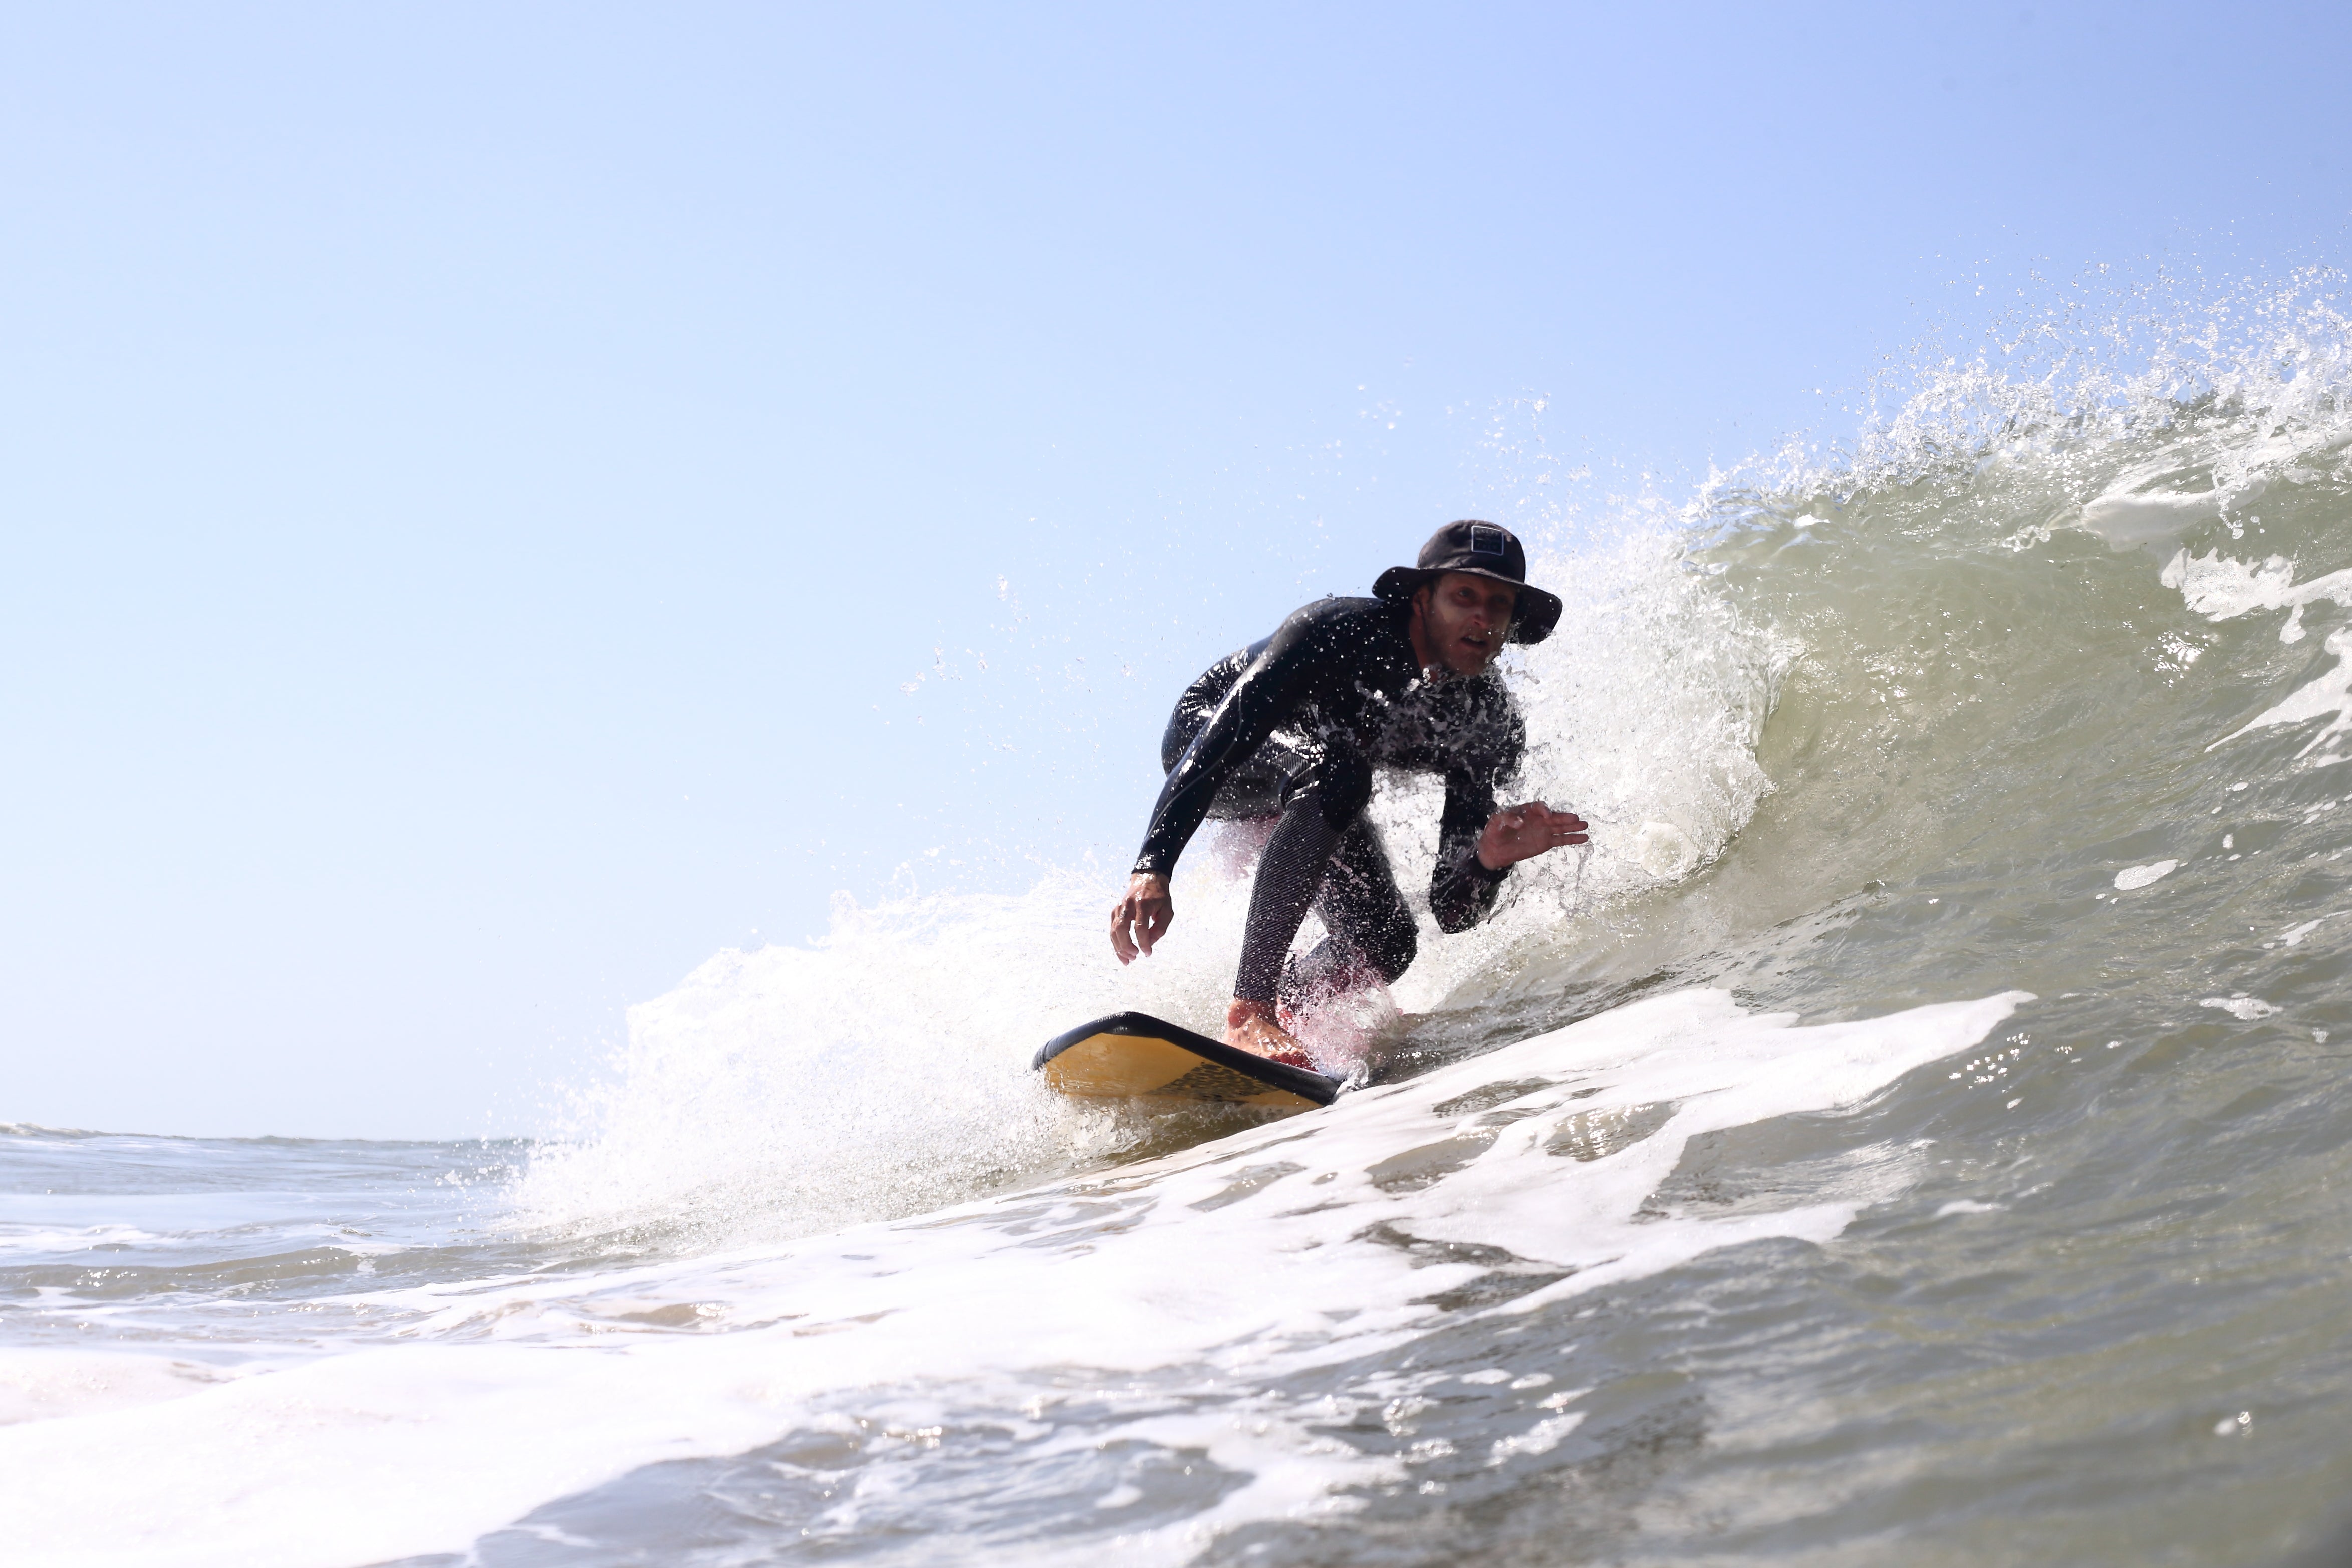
[1476,802,1589,870]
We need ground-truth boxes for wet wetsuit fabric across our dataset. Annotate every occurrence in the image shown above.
[1138,596,1524,1004]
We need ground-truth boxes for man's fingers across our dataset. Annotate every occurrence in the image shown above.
[1483,804,1596,868]
[1112,893,1173,963]
[1537,805,1588,838]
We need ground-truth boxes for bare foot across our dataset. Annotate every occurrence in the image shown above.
[1225,999,1315,1070]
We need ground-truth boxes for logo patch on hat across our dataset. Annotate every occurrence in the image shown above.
[1469,525,1508,557]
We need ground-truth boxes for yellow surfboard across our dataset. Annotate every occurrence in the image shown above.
[1033,1011,1342,1110]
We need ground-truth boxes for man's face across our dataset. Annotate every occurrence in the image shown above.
[1416,571,1518,675]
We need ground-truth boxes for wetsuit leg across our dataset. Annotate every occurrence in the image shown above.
[1231,750,1376,1003]
[1159,662,1413,1003]
[1280,818,1418,1007]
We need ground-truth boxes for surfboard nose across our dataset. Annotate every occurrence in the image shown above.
[1034,1012,1341,1109]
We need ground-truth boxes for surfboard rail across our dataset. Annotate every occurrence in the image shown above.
[1032,1010,1342,1108]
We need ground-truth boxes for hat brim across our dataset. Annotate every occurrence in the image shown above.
[1374,565,1563,645]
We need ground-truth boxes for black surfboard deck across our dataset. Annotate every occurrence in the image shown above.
[1033,1011,1343,1109]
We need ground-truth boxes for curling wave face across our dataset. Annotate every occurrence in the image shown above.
[11,269,2352,1564]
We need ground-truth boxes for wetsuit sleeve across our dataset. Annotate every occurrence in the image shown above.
[1427,696,1525,932]
[1132,612,1333,879]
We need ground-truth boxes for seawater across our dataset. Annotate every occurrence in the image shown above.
[11,272,2352,1566]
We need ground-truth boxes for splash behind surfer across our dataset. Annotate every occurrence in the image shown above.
[1109,520,1589,1067]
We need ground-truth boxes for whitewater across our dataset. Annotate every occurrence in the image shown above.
[10,270,2352,1565]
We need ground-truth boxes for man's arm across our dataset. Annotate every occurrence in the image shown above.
[1430,792,1592,931]
[1112,608,1334,964]
[1426,695,1585,931]
[1430,775,1514,932]
[1427,690,1520,931]
[1130,610,1329,880]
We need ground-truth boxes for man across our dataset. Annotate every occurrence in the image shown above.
[1109,520,1590,1066]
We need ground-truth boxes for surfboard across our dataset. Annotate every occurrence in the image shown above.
[1033,1011,1343,1109]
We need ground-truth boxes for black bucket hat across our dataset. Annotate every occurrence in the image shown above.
[1373,520,1563,644]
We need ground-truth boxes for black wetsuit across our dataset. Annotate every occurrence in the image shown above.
[1135,595,1525,1005]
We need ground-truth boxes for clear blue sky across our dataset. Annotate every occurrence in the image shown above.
[4,3,2347,1137]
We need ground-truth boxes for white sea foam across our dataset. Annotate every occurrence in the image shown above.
[2277,915,2346,947]
[1486,1411,1585,1463]
[2114,860,2179,891]
[0,1224,162,1257]
[2081,480,2225,550]
[2162,549,2352,642]
[2207,627,2352,759]
[0,1351,232,1427]
[0,986,2023,1568]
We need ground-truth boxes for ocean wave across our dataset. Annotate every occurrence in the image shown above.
[18,269,2352,1564]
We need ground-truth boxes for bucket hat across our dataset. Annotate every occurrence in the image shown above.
[1372,520,1563,644]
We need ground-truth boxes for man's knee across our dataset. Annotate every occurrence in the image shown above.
[1295,750,1374,827]
[1366,907,1417,981]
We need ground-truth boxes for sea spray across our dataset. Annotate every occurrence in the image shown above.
[518,520,1793,1244]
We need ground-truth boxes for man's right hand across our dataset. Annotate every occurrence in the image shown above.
[1110,872,1174,964]
[1476,801,1590,870]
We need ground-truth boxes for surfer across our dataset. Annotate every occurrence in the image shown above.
[1109,520,1589,1067]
